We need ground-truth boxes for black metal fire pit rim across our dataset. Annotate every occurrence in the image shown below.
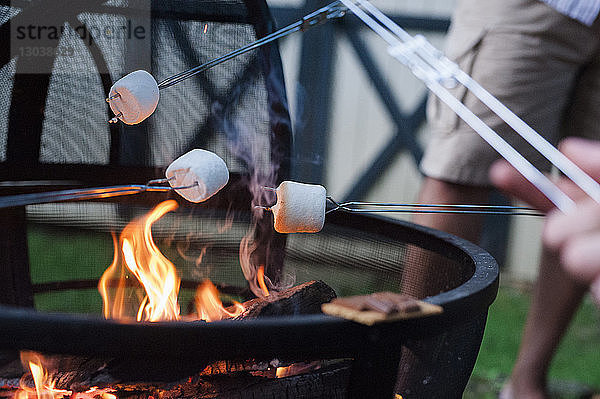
[0,305,380,360]
[0,210,498,362]
[325,211,500,317]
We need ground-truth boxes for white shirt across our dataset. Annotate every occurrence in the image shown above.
[540,0,600,25]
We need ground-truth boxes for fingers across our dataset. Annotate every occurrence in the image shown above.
[544,199,600,249]
[558,137,600,179]
[544,199,600,284]
[490,137,600,306]
[489,157,592,212]
[489,160,555,212]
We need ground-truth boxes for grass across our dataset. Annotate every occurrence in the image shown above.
[28,225,113,314]
[465,283,600,398]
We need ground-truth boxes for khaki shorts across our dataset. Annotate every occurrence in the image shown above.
[420,0,600,186]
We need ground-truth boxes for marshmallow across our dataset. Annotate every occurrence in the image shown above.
[166,149,229,203]
[108,70,159,125]
[271,181,326,234]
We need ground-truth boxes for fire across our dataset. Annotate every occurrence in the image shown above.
[257,265,269,297]
[99,200,248,323]
[14,352,118,399]
[194,280,244,322]
[15,352,71,399]
[99,200,181,322]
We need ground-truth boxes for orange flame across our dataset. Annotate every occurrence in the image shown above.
[15,352,118,399]
[99,200,181,322]
[257,265,269,297]
[99,200,246,323]
[194,280,244,321]
[15,352,71,399]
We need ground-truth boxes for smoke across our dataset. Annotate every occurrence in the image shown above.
[210,75,285,297]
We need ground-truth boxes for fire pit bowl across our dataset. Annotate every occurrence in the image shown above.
[0,186,498,399]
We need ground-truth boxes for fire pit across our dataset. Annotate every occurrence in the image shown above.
[0,179,498,399]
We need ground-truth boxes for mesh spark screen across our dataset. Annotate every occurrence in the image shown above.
[0,0,291,181]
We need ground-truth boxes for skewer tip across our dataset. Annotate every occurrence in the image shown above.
[108,112,123,124]
[105,93,121,102]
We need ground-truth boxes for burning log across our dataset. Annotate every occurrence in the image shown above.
[92,362,351,399]
[0,358,351,399]
[233,280,337,319]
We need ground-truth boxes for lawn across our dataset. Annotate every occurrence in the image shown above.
[465,283,600,398]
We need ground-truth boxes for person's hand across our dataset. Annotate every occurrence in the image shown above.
[489,137,600,305]
[489,137,600,212]
[543,198,600,304]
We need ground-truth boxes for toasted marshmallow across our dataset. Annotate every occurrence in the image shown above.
[271,181,326,234]
[166,149,229,203]
[108,70,159,125]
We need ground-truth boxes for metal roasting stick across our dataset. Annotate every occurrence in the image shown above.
[0,179,198,210]
[324,198,544,216]
[256,194,542,216]
[256,188,543,216]
[156,2,347,90]
[339,0,600,213]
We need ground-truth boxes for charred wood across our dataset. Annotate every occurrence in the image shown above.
[233,280,336,319]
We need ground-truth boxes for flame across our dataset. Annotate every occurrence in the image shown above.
[194,280,244,322]
[217,208,234,233]
[15,352,118,399]
[15,352,71,399]
[257,265,269,297]
[99,200,181,322]
[239,232,261,296]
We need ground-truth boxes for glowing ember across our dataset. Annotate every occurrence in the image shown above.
[72,388,117,399]
[275,361,321,379]
[257,265,270,297]
[194,280,244,322]
[99,200,181,321]
[275,365,290,379]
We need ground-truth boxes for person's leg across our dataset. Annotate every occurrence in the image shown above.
[502,12,600,399]
[501,249,587,399]
[411,1,598,397]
